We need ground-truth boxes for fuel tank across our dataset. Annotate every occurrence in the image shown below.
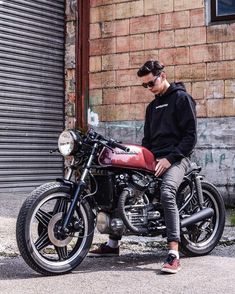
[98,144,155,172]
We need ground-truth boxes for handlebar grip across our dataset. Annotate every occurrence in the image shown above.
[114,142,130,152]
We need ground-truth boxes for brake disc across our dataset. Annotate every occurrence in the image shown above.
[48,212,73,247]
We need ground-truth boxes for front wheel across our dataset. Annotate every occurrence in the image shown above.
[180,181,225,256]
[16,182,94,275]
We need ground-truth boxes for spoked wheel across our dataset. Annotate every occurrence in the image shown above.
[16,182,94,275]
[180,181,225,256]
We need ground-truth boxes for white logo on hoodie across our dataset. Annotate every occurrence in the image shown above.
[156,104,168,110]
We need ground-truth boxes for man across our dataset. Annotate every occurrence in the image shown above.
[89,60,197,274]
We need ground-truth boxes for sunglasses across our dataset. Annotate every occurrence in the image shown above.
[142,75,160,88]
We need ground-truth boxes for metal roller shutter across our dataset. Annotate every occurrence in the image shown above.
[0,0,65,192]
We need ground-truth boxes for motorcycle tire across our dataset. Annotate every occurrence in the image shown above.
[180,181,225,257]
[16,182,94,275]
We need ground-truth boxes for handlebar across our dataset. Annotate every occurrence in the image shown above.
[110,140,130,152]
[87,129,130,152]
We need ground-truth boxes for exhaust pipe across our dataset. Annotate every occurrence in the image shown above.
[181,207,214,228]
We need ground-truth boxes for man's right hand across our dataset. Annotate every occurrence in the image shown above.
[155,158,171,177]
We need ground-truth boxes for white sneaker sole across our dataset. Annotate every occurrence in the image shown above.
[161,266,181,274]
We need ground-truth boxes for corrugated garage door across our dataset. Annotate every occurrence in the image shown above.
[0,0,65,192]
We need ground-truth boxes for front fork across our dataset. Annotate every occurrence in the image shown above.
[60,143,98,234]
[193,173,205,209]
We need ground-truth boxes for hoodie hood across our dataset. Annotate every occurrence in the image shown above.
[156,82,186,98]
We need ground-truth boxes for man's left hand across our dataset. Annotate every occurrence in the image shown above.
[155,158,171,177]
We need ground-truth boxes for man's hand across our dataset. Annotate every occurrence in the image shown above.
[155,158,171,177]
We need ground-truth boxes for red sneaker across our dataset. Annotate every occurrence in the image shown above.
[161,254,181,274]
[88,243,119,257]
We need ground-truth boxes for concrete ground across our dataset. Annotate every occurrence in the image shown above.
[0,192,234,256]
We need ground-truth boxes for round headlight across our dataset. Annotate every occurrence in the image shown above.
[58,130,75,156]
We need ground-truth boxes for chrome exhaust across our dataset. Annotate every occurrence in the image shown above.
[180,207,214,228]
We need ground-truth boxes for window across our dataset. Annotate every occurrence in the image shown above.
[211,0,235,21]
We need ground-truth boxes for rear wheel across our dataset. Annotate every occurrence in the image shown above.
[16,182,94,275]
[179,181,225,256]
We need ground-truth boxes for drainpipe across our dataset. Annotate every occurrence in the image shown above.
[76,0,90,130]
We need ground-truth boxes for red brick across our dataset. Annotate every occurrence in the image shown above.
[206,80,224,99]
[101,22,116,38]
[130,34,145,51]
[102,53,129,70]
[102,71,116,88]
[130,15,159,34]
[207,99,235,117]
[90,56,102,72]
[130,86,154,103]
[223,42,235,60]
[158,30,174,48]
[160,11,190,30]
[207,61,235,80]
[144,50,159,63]
[90,23,101,39]
[188,27,206,45]
[159,47,189,65]
[175,27,206,46]
[225,80,235,98]
[67,92,76,103]
[115,104,130,120]
[103,105,116,121]
[190,8,205,27]
[103,87,130,104]
[184,82,192,95]
[109,103,145,121]
[99,19,129,38]
[207,23,235,43]
[89,89,103,105]
[159,48,175,65]
[144,0,173,15]
[66,68,75,80]
[196,100,207,117]
[175,29,188,47]
[174,0,204,11]
[129,103,146,120]
[175,63,206,82]
[175,47,189,64]
[90,0,103,8]
[116,19,130,36]
[90,38,116,56]
[116,69,140,87]
[116,1,144,19]
[130,51,146,68]
[89,72,102,89]
[190,44,222,63]
[144,32,159,50]
[90,5,115,23]
[117,36,130,52]
[192,81,207,100]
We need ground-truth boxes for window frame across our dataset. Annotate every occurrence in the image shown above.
[211,0,235,22]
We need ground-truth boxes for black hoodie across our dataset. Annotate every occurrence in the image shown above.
[142,82,197,164]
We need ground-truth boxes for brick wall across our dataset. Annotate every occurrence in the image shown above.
[87,0,235,204]
[89,0,235,121]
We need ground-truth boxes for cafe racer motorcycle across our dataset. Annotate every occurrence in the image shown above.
[16,129,225,275]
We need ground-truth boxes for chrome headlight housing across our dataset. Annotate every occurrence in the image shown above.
[58,130,82,156]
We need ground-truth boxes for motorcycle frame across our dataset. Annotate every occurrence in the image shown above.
[59,141,205,236]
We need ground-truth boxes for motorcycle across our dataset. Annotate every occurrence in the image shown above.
[16,129,225,275]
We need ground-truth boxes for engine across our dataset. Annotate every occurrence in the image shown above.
[96,171,164,236]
